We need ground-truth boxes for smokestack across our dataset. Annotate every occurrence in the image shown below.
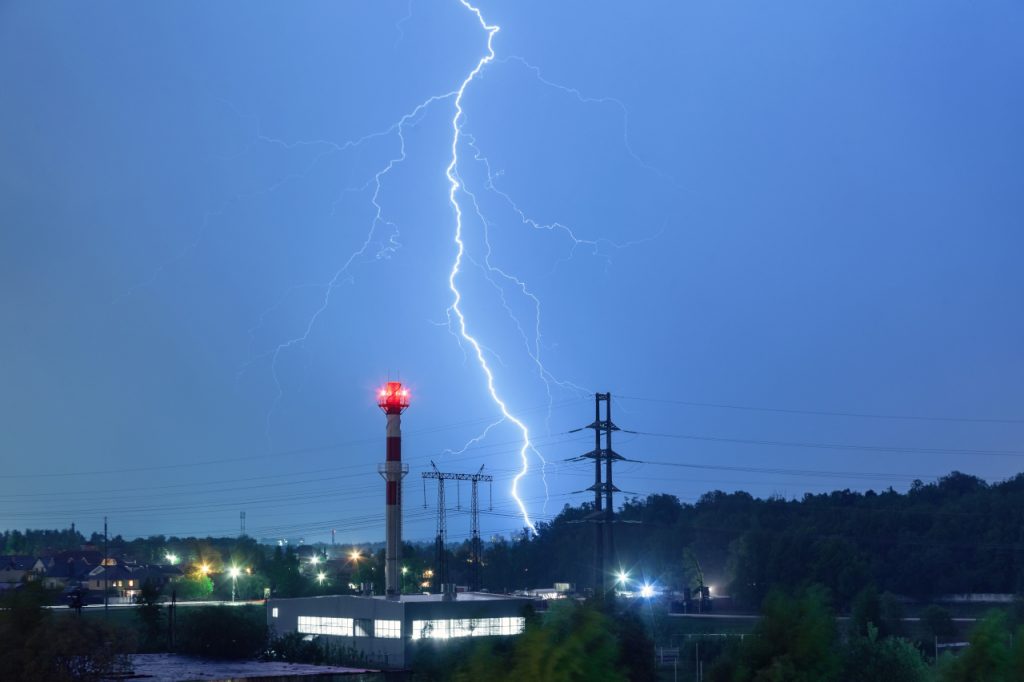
[377,381,410,599]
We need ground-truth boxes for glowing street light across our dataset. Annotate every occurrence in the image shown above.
[616,570,629,585]
[640,583,655,599]
[165,552,179,565]
[310,555,321,566]
[316,571,327,586]
[228,566,241,602]
[198,563,211,576]
[349,549,362,563]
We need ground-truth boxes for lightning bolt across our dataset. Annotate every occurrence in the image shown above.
[243,91,457,440]
[117,0,657,532]
[444,1,542,533]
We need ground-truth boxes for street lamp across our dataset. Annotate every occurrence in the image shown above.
[316,571,327,586]
[228,566,241,602]
[616,570,629,586]
[349,549,362,563]
[165,552,179,565]
[310,555,320,566]
[640,583,655,599]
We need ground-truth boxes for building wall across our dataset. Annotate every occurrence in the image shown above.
[268,594,531,669]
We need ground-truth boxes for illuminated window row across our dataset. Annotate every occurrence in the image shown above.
[375,619,402,639]
[410,617,525,640]
[298,616,354,637]
[297,616,402,639]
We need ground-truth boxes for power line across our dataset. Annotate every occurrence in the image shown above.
[630,430,1024,458]
[616,394,1024,426]
[0,399,589,480]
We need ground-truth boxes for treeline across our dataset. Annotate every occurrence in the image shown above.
[699,585,1024,681]
[479,471,1024,606]
[7,470,1024,605]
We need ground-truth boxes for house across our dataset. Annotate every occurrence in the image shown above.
[37,556,96,590]
[84,560,182,601]
[85,560,143,601]
[0,556,38,586]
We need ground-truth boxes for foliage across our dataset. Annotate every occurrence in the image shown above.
[176,574,214,600]
[136,578,164,651]
[264,631,325,664]
[265,545,305,598]
[23,617,135,681]
[935,610,1024,682]
[728,585,841,682]
[921,604,956,641]
[453,602,627,682]
[849,586,904,639]
[0,582,134,681]
[613,607,657,681]
[176,605,267,659]
[7,468,1024,605]
[1,527,86,555]
[839,625,930,682]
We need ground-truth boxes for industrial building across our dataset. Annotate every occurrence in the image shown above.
[267,591,530,668]
[265,382,532,669]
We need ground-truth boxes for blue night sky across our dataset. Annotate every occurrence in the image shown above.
[2,1,1022,544]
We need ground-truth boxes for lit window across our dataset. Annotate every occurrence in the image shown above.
[375,620,401,639]
[272,608,279,618]
[410,617,524,640]
[128,580,134,587]
[297,616,354,637]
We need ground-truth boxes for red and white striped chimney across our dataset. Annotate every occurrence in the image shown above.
[377,382,409,599]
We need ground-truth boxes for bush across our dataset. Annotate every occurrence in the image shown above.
[176,605,267,659]
[23,618,135,682]
[0,583,135,681]
[264,631,325,664]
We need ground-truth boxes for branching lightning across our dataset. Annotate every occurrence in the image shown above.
[443,1,542,533]
[244,91,457,439]
[115,0,661,535]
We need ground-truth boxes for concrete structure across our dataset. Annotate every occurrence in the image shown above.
[377,382,409,599]
[267,592,531,668]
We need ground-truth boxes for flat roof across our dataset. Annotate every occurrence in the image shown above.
[372,592,523,603]
[268,592,525,604]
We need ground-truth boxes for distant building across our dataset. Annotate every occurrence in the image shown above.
[268,592,531,669]
[36,555,95,589]
[0,555,37,587]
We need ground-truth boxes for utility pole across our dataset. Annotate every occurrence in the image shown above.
[591,396,603,594]
[604,395,617,578]
[568,393,632,596]
[468,465,492,591]
[169,589,176,651]
[103,516,109,615]
[423,463,449,591]
[240,511,246,537]
[422,462,493,592]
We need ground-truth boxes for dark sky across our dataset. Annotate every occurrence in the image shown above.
[2,1,1022,544]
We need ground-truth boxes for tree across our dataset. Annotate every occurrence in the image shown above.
[23,618,134,682]
[0,582,133,681]
[921,604,956,642]
[731,586,841,682]
[938,611,1015,682]
[177,574,213,600]
[176,605,267,659]
[136,579,163,650]
[454,602,626,682]
[840,624,929,682]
